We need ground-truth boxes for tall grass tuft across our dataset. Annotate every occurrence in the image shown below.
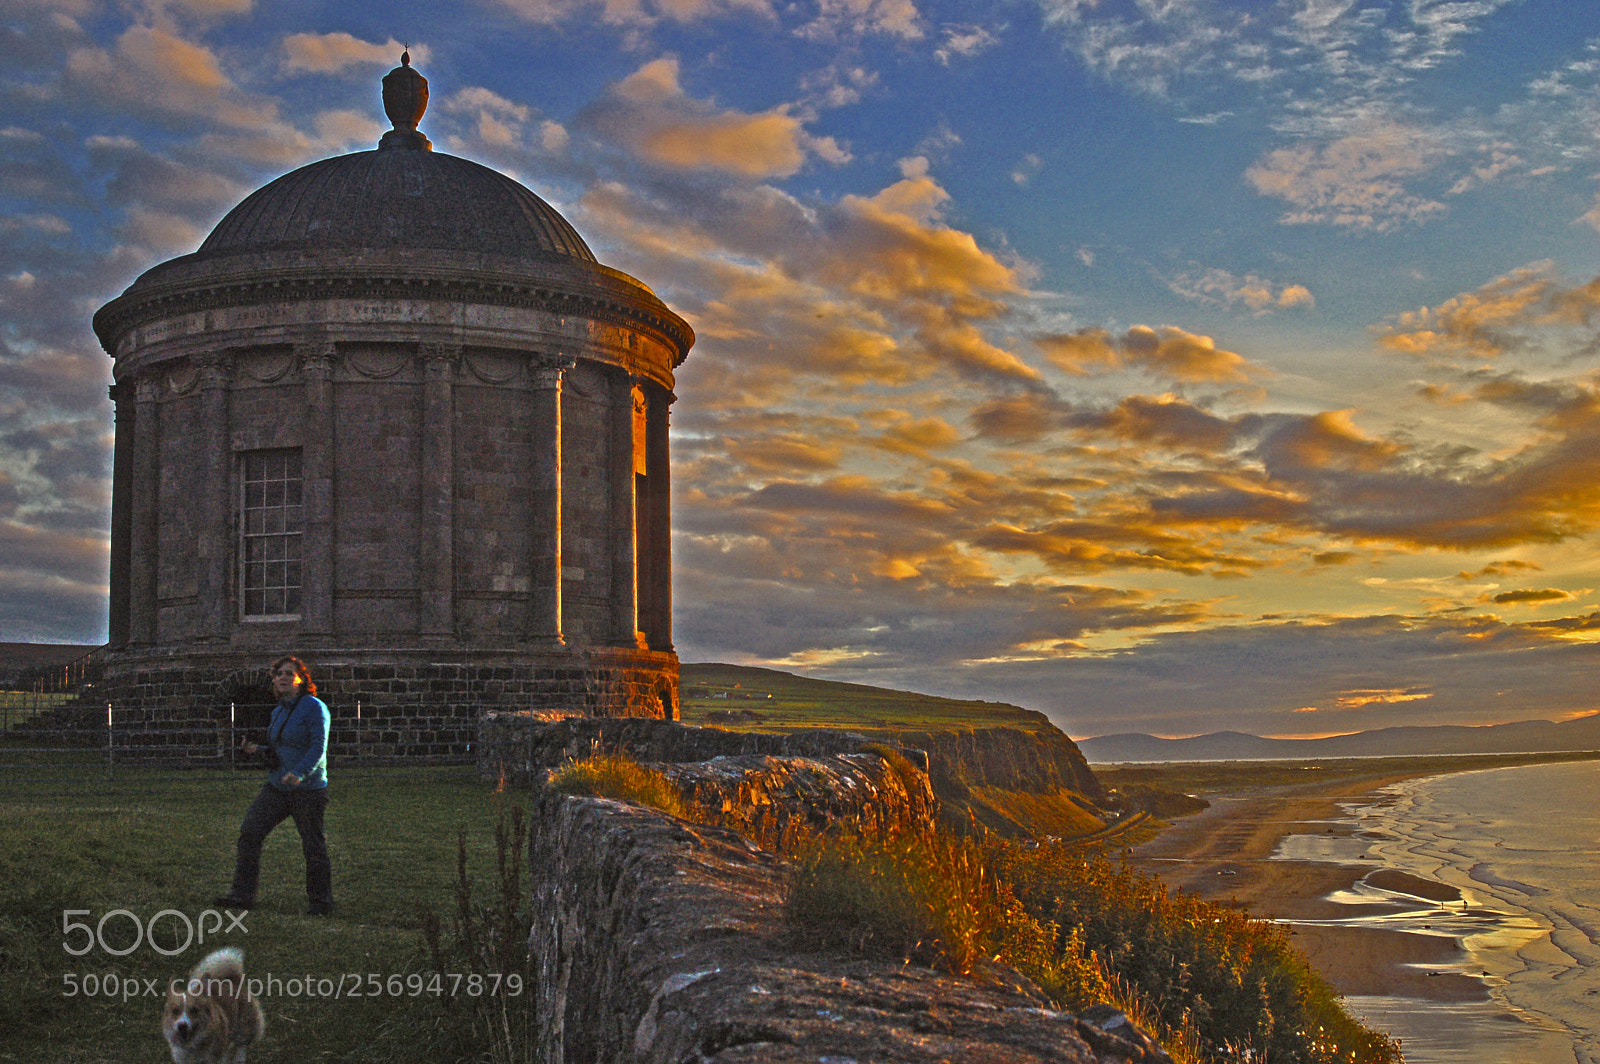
[784,827,1113,1008]
[421,802,537,1064]
[998,844,1402,1064]
[547,752,690,821]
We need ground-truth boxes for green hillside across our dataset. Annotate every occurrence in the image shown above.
[679,662,1053,735]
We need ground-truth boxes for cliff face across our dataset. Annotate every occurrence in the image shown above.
[480,714,1104,808]
[887,725,1105,803]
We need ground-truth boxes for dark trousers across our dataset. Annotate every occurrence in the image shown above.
[229,783,332,907]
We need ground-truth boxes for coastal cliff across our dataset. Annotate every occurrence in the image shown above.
[480,713,1106,837]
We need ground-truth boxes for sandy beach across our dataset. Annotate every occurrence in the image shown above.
[1119,759,1600,1064]
[1125,769,1489,1004]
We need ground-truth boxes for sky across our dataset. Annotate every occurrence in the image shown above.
[5,0,1600,740]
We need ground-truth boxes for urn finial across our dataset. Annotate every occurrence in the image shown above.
[380,49,431,151]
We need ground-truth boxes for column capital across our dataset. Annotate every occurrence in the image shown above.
[530,354,576,390]
[421,341,461,380]
[296,339,337,378]
[134,376,160,404]
[196,354,232,391]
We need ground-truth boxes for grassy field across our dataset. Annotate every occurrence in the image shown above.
[0,690,76,730]
[680,662,1051,734]
[0,766,525,1064]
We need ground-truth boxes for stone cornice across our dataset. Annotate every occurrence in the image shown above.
[95,256,694,367]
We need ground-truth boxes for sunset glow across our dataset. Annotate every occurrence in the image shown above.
[5,0,1600,738]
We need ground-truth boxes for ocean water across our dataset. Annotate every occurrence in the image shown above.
[1283,760,1600,1064]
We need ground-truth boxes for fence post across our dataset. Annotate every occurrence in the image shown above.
[106,703,114,782]
[229,702,235,769]
[356,701,362,764]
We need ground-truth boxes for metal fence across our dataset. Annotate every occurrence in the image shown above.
[0,698,476,789]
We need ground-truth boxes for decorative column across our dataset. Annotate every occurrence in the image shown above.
[528,357,573,644]
[420,342,458,637]
[608,373,644,647]
[299,341,336,636]
[129,376,161,644]
[196,355,232,639]
[643,383,675,650]
[108,383,133,647]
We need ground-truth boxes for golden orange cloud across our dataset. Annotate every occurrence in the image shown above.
[589,58,845,178]
[1037,325,1255,383]
[1335,687,1432,708]
[281,32,420,74]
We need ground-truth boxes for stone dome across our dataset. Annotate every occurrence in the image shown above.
[197,147,597,263]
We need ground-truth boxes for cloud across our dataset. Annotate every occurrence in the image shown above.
[1167,267,1314,313]
[281,33,421,74]
[1465,560,1543,579]
[794,0,923,42]
[1490,587,1574,606]
[1447,146,1522,195]
[935,23,999,65]
[1334,686,1432,709]
[65,25,235,119]
[438,87,568,154]
[1005,613,1599,738]
[1010,152,1042,186]
[152,0,254,15]
[581,58,848,178]
[1037,325,1257,383]
[1379,263,1600,362]
[493,0,775,29]
[1246,125,1448,230]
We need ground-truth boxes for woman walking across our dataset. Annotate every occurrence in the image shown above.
[215,655,334,916]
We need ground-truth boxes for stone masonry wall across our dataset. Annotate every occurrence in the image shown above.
[524,733,1173,1063]
[77,649,678,762]
[530,790,1135,1064]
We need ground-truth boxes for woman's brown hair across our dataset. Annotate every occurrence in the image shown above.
[271,655,317,698]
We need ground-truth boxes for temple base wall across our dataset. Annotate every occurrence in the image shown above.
[91,646,678,763]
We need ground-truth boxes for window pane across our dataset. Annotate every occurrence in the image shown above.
[240,447,304,618]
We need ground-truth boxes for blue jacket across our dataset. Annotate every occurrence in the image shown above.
[266,694,329,791]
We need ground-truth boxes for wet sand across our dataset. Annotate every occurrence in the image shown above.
[1126,770,1488,1004]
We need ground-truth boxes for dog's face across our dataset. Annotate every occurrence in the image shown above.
[162,987,231,1063]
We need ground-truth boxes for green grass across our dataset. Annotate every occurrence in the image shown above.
[0,690,75,730]
[0,766,525,1064]
[680,662,1051,735]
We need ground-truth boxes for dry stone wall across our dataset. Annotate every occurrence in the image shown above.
[531,790,1133,1063]
[523,721,1172,1063]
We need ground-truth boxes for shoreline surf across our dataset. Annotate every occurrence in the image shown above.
[1124,758,1599,1063]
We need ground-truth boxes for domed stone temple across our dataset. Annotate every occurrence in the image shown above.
[93,56,693,755]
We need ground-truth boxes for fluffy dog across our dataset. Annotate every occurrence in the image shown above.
[161,948,264,1064]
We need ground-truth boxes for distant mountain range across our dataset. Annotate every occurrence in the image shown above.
[1077,712,1600,762]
